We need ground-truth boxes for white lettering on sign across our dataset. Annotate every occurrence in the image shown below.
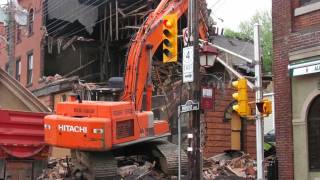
[58,125,88,133]
[183,46,194,83]
[292,63,320,76]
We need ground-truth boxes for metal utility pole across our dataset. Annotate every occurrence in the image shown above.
[254,23,264,180]
[6,0,15,76]
[190,0,201,179]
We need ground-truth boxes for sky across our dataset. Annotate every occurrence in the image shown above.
[0,0,271,31]
[207,0,271,31]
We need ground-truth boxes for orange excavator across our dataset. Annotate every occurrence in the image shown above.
[44,0,208,179]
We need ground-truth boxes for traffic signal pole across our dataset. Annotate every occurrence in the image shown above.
[254,23,265,180]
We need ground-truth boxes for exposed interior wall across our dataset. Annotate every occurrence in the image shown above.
[44,41,100,81]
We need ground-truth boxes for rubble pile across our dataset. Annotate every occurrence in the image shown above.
[117,161,169,180]
[37,157,72,180]
[38,153,258,180]
[37,157,170,180]
[203,152,256,179]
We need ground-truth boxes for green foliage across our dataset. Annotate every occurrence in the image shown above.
[224,10,273,73]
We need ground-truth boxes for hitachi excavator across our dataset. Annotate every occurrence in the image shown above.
[44,0,208,179]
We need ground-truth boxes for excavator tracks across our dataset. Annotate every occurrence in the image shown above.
[152,140,188,176]
[72,150,118,180]
[71,140,188,179]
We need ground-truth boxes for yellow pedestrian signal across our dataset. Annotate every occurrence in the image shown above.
[256,99,272,116]
[163,13,178,63]
[232,78,250,117]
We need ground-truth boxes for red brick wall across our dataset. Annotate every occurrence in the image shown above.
[266,1,320,179]
[272,0,295,179]
[203,84,256,158]
[293,0,320,31]
[294,11,320,31]
[289,30,320,52]
[0,0,44,91]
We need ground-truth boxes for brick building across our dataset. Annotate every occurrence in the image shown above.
[0,0,258,159]
[273,0,320,179]
[0,0,44,91]
[203,84,256,158]
[202,36,258,158]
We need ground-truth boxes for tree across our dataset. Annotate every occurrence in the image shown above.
[224,10,273,73]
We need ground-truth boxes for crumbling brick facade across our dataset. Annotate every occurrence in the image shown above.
[203,83,256,158]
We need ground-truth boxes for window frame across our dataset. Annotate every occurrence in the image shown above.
[307,95,320,171]
[16,25,21,44]
[15,58,21,81]
[27,52,33,85]
[28,8,34,36]
[5,63,9,72]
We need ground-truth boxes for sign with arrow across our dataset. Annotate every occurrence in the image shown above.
[183,46,194,83]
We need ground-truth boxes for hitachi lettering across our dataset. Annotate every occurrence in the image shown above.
[58,125,88,133]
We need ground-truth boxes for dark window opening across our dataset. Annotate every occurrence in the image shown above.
[28,9,34,35]
[308,95,320,171]
[15,58,21,81]
[5,63,9,72]
[27,53,33,85]
[16,25,21,43]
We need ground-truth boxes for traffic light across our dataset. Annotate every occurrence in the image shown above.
[232,78,250,117]
[162,13,178,63]
[256,99,272,116]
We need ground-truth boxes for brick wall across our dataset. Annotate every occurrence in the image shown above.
[272,0,295,179]
[294,11,320,31]
[292,0,320,31]
[0,0,44,90]
[289,30,320,52]
[203,84,256,158]
[273,0,320,178]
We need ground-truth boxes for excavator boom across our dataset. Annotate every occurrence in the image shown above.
[44,0,210,178]
[121,0,208,111]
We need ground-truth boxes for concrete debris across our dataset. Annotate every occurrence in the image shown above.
[38,153,258,179]
[203,152,256,179]
[37,157,72,180]
[40,74,64,84]
[117,164,139,177]
[38,157,169,180]
[117,161,169,180]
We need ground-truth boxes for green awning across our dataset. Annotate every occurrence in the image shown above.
[288,59,320,77]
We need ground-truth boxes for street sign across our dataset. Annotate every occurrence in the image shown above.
[183,46,194,83]
[201,87,214,111]
[178,100,199,114]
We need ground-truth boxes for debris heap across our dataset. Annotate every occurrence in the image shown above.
[37,157,170,180]
[37,157,71,180]
[203,152,256,179]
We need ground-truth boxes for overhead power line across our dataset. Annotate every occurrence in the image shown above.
[47,0,107,37]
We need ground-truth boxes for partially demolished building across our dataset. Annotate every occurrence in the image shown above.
[0,0,258,158]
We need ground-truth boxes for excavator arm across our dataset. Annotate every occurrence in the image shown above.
[121,0,208,112]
